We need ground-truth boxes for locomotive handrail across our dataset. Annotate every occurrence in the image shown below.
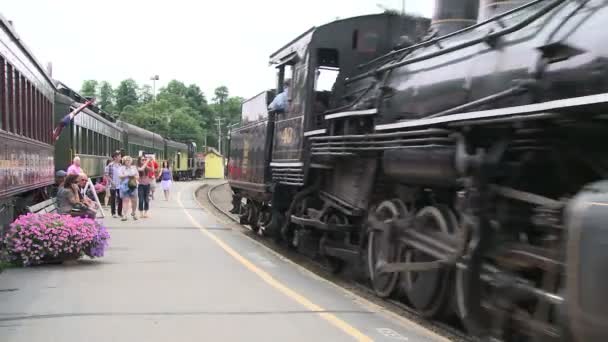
[347,0,565,84]
[357,0,548,71]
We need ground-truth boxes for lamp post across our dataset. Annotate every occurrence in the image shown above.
[150,75,159,152]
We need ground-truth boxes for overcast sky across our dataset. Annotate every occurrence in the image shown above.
[2,0,434,100]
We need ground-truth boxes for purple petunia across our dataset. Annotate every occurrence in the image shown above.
[2,213,111,266]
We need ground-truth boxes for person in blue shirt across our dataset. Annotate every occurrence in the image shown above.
[268,78,291,113]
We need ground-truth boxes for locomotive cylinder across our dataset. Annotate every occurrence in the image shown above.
[478,0,532,21]
[431,0,479,36]
[382,147,458,187]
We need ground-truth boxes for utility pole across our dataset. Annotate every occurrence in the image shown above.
[150,75,159,152]
[402,0,405,15]
[215,117,223,155]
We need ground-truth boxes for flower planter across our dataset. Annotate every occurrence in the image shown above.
[2,213,110,267]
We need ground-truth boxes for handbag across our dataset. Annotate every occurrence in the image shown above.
[127,177,137,190]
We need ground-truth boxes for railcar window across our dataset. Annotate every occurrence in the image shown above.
[16,77,26,138]
[84,128,89,154]
[27,81,32,139]
[13,71,20,135]
[29,82,33,139]
[0,57,5,131]
[6,63,14,133]
[36,89,41,141]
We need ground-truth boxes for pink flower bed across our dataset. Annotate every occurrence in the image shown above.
[2,213,110,266]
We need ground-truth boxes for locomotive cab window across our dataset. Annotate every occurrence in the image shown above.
[313,48,339,126]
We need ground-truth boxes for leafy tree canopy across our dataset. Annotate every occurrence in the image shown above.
[81,78,244,153]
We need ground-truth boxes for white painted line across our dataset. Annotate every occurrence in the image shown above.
[191,183,451,342]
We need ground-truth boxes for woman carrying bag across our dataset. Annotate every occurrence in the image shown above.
[119,156,139,221]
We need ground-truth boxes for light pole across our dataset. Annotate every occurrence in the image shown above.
[215,117,223,155]
[150,75,159,153]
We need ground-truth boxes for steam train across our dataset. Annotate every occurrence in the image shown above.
[228,1,608,341]
[0,14,200,228]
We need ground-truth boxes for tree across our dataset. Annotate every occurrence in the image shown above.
[98,81,114,112]
[115,79,139,112]
[80,80,98,98]
[213,86,229,105]
[139,85,154,104]
[185,84,207,111]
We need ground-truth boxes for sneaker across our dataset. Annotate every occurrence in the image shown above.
[121,217,127,221]
[132,214,138,221]
[112,214,118,218]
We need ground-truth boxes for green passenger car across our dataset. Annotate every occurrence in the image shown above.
[116,121,165,162]
[54,83,123,181]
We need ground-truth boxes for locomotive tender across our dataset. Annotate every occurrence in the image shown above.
[228,1,608,340]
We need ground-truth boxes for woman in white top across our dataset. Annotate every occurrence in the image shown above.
[119,156,139,221]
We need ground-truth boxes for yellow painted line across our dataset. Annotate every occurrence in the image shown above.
[177,192,373,342]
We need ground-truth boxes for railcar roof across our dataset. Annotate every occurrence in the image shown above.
[116,120,164,141]
[0,13,56,90]
[165,139,188,149]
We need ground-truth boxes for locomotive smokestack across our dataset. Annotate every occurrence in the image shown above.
[478,0,531,21]
[431,0,479,36]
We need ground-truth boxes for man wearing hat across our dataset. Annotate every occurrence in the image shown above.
[50,170,67,197]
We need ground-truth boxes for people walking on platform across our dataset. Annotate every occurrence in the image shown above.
[160,161,173,201]
[148,155,159,200]
[67,156,83,175]
[119,156,139,221]
[105,152,123,218]
[137,156,152,218]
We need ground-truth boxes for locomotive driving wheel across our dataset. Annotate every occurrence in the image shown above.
[367,200,407,298]
[399,205,459,318]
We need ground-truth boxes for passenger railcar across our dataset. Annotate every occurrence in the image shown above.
[116,121,165,162]
[0,14,56,226]
[54,82,123,180]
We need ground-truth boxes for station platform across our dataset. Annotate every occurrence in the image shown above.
[0,181,449,342]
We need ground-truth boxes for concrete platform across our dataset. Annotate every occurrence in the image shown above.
[0,181,451,342]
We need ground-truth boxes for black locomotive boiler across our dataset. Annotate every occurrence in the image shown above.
[228,1,608,341]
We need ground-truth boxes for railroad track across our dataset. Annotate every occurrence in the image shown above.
[201,181,473,342]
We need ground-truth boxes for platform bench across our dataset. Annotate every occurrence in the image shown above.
[26,198,58,214]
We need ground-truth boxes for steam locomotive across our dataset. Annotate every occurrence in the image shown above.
[228,1,608,340]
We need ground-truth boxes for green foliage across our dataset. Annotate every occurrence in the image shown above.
[79,78,244,152]
[80,80,98,98]
[139,85,153,104]
[98,81,114,113]
[115,79,140,112]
